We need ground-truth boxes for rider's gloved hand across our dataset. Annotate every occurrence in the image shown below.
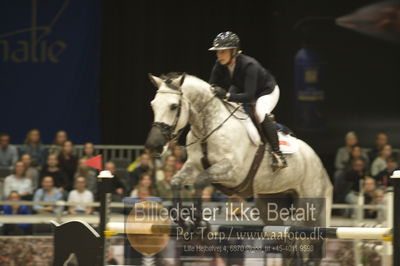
[212,85,228,99]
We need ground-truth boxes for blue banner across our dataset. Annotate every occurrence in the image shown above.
[294,47,325,129]
[0,0,101,144]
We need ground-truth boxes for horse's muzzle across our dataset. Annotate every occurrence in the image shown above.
[145,125,167,155]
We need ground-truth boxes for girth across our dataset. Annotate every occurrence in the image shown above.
[199,103,266,197]
[200,141,266,197]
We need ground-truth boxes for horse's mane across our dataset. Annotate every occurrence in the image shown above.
[160,72,183,80]
[159,72,247,117]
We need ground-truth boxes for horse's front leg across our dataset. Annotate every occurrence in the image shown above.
[193,158,235,228]
[171,162,199,228]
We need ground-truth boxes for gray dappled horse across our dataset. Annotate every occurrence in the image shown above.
[145,73,333,263]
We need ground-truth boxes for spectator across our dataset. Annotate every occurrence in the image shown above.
[75,158,97,195]
[375,157,399,188]
[48,130,68,155]
[156,155,177,182]
[40,154,69,192]
[127,149,160,172]
[371,144,392,176]
[156,166,191,200]
[18,129,47,167]
[0,133,18,169]
[172,145,186,170]
[129,152,154,189]
[346,145,369,170]
[2,191,32,235]
[136,186,152,201]
[33,176,63,213]
[369,133,388,162]
[105,161,126,201]
[58,140,78,187]
[20,154,40,191]
[67,177,94,214]
[363,176,377,204]
[156,166,175,200]
[3,161,33,200]
[334,131,359,173]
[130,173,156,197]
[81,142,96,160]
[365,189,385,219]
[343,159,368,204]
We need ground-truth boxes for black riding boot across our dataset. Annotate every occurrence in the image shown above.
[260,114,287,170]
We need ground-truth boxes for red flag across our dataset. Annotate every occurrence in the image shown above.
[84,154,103,170]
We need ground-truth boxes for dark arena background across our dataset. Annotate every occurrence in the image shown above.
[0,0,399,265]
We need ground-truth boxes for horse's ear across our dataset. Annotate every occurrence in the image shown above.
[148,73,162,88]
[179,73,186,87]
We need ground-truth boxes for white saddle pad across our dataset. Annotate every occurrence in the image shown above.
[241,117,299,154]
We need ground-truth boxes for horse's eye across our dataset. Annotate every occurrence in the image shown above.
[170,104,179,111]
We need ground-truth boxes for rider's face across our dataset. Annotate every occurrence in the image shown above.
[216,49,234,65]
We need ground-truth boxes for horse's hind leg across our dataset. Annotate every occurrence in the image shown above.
[297,174,333,266]
[255,192,302,266]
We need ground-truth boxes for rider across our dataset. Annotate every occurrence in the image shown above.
[208,31,287,169]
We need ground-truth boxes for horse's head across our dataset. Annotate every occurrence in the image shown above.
[145,73,190,155]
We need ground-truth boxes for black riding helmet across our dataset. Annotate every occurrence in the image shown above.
[209,31,240,50]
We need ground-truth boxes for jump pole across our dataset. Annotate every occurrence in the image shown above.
[106,222,392,241]
[391,170,400,266]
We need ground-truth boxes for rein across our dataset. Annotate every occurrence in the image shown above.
[185,103,241,147]
[154,84,241,148]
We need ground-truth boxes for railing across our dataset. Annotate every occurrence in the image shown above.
[14,144,146,164]
[0,199,389,228]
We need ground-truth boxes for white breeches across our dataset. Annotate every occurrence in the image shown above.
[255,85,280,122]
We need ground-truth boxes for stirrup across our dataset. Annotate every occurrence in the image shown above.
[270,151,287,170]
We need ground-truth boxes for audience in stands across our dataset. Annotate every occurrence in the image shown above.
[2,191,32,235]
[3,161,33,200]
[33,176,63,213]
[57,140,78,188]
[104,161,126,201]
[18,129,47,167]
[371,144,392,176]
[0,128,398,232]
[20,154,40,191]
[0,133,18,169]
[81,142,96,160]
[67,176,94,214]
[75,158,97,195]
[48,130,68,155]
[40,154,69,193]
[130,173,156,197]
